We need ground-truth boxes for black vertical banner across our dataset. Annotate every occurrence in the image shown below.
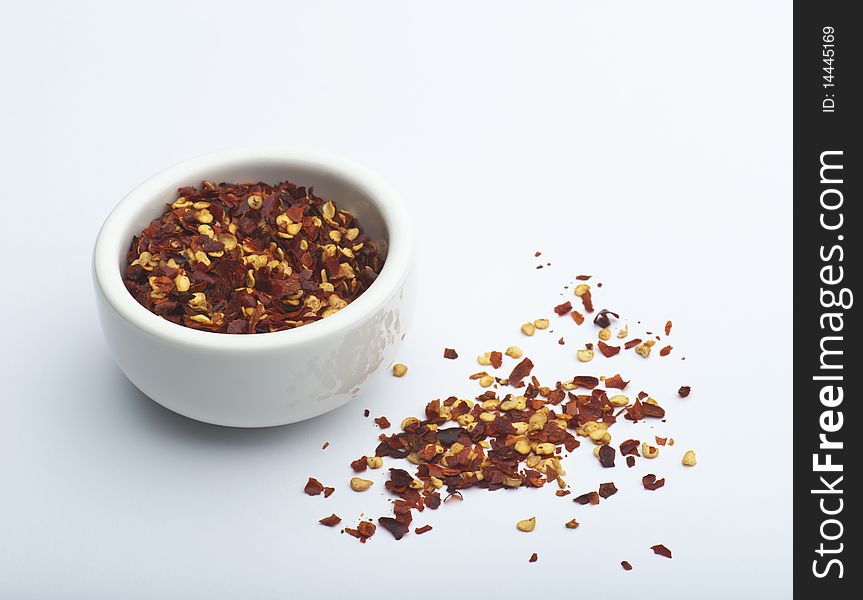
[794,2,858,597]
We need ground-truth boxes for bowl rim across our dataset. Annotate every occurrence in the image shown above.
[93,146,413,352]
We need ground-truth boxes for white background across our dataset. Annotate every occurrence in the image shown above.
[0,1,791,598]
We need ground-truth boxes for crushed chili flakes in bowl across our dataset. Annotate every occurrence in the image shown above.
[122,180,383,333]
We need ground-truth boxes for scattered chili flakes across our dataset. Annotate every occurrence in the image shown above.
[571,375,600,389]
[593,309,619,328]
[655,436,667,446]
[374,416,391,429]
[620,439,641,456]
[597,340,621,358]
[490,351,503,369]
[651,544,672,559]
[604,374,629,389]
[350,456,369,473]
[678,386,691,398]
[598,445,616,468]
[556,490,571,497]
[508,357,534,386]
[571,310,585,325]
[304,477,325,496]
[122,180,383,334]
[624,338,642,350]
[319,514,342,527]
[444,348,458,359]
[665,321,673,336]
[621,560,633,571]
[415,525,433,535]
[642,474,666,491]
[626,456,636,468]
[378,517,410,540]
[529,553,538,563]
[580,290,595,313]
[598,482,618,498]
[659,345,672,356]
[345,520,376,543]
[554,301,572,316]
[323,486,335,498]
[573,491,600,505]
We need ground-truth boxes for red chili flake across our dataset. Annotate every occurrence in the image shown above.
[678,386,691,398]
[624,338,642,350]
[321,441,329,450]
[624,399,644,421]
[642,402,666,419]
[374,416,391,429]
[556,490,571,497]
[304,477,325,496]
[571,376,600,389]
[598,482,618,498]
[378,517,410,540]
[651,544,672,559]
[554,301,572,316]
[659,345,672,356]
[529,553,538,563]
[536,265,543,269]
[443,348,458,359]
[664,321,672,335]
[593,309,619,328]
[363,409,370,417]
[490,351,503,369]
[323,486,335,498]
[626,456,636,468]
[597,340,621,358]
[655,436,667,446]
[598,445,616,468]
[573,491,600,505]
[565,519,580,529]
[621,560,633,571]
[605,374,629,389]
[642,474,666,491]
[345,520,377,543]
[508,357,534,386]
[415,525,433,535]
[350,456,368,472]
[571,310,585,325]
[580,290,594,313]
[576,275,591,280]
[535,251,542,257]
[620,439,641,456]
[319,514,342,527]
[558,337,565,345]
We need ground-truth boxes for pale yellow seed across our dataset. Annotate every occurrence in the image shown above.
[174,274,190,293]
[521,322,536,336]
[197,224,215,238]
[514,439,532,455]
[321,201,336,220]
[195,209,213,224]
[682,450,697,466]
[609,394,629,407]
[534,443,556,455]
[534,319,550,330]
[481,399,499,411]
[192,201,210,209]
[188,314,212,325]
[479,375,494,388]
[406,453,421,465]
[598,327,611,341]
[477,352,493,366]
[505,346,523,359]
[392,363,408,377]
[525,455,542,468]
[617,324,629,338]
[430,476,444,489]
[456,414,474,427]
[588,429,607,442]
[574,284,590,296]
[286,222,302,236]
[247,194,264,210]
[512,422,529,435]
[328,230,342,243]
[401,417,420,430]
[516,517,536,533]
[345,227,360,241]
[366,456,383,469]
[576,349,594,362]
[409,479,424,490]
[350,477,373,492]
[479,412,496,423]
[642,442,659,458]
[635,344,651,358]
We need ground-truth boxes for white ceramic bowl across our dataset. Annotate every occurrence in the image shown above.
[93,147,412,427]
